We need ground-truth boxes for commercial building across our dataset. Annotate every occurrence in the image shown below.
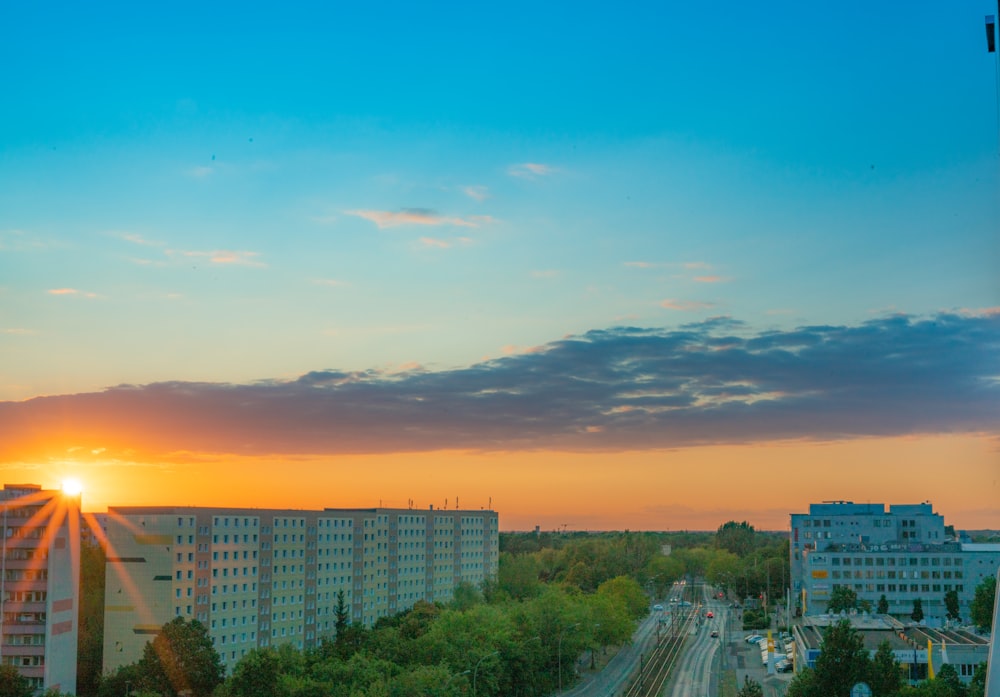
[0,484,80,693]
[790,501,1000,623]
[103,505,498,674]
[792,615,990,685]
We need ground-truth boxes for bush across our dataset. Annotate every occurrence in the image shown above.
[742,609,771,630]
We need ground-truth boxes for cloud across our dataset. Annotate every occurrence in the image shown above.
[508,163,555,178]
[462,186,489,202]
[313,279,350,288]
[531,270,560,279]
[693,276,729,283]
[172,250,266,267]
[1,328,36,335]
[419,237,452,249]
[47,288,99,298]
[187,166,214,178]
[1,313,996,463]
[660,299,715,311]
[625,261,712,270]
[120,233,162,247]
[346,209,493,229]
[0,229,61,252]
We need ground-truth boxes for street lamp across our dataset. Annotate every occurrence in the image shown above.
[473,650,499,697]
[443,669,470,696]
[557,622,580,692]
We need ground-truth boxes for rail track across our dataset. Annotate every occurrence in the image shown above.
[622,585,702,697]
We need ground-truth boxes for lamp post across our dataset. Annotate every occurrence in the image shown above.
[443,669,470,696]
[473,650,499,697]
[518,636,542,694]
[557,622,580,693]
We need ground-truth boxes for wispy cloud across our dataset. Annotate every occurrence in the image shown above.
[531,270,560,279]
[120,232,163,247]
[624,261,712,270]
[1,328,36,336]
[418,237,452,249]
[2,313,995,461]
[660,299,715,311]
[186,166,214,178]
[693,276,730,283]
[313,279,350,288]
[508,162,556,178]
[0,229,61,252]
[171,250,266,267]
[47,288,99,298]
[346,208,494,229]
[462,186,490,202]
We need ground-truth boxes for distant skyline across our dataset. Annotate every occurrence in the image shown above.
[1,2,998,530]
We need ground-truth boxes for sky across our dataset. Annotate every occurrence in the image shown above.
[1,2,998,531]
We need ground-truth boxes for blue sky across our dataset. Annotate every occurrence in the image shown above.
[1,2,997,525]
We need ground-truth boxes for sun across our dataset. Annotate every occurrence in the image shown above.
[61,478,83,496]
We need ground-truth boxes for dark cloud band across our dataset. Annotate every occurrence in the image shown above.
[2,313,997,460]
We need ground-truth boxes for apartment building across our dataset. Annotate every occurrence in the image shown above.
[0,484,80,693]
[790,501,1000,623]
[103,505,499,674]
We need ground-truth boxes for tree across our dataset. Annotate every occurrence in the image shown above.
[911,598,924,623]
[943,590,960,621]
[966,662,987,697]
[868,640,902,697]
[78,540,107,697]
[596,576,648,620]
[827,585,858,614]
[737,676,764,697]
[229,648,285,697]
[334,589,349,637]
[786,667,820,697]
[716,521,756,557]
[934,664,966,697]
[969,576,996,632]
[496,552,542,600]
[877,594,889,614]
[137,617,224,697]
[0,666,33,697]
[812,619,870,697]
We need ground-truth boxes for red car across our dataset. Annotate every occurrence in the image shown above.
[706,611,714,618]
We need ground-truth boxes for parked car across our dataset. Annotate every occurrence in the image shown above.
[653,604,663,611]
[744,634,762,643]
[710,629,719,637]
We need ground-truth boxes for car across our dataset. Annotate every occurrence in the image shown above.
[776,659,793,673]
[710,629,719,637]
[744,634,762,643]
[653,604,663,611]
[706,611,714,618]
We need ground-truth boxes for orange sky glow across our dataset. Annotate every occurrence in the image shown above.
[10,432,997,532]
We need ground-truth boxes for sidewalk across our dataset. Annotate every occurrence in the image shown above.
[558,611,665,697]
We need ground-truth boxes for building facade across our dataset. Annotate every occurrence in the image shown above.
[790,501,1000,623]
[0,484,80,693]
[103,505,499,674]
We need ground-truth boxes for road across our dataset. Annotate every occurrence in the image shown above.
[557,582,796,697]
[559,582,686,697]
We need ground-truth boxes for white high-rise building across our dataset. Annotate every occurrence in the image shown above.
[0,484,81,693]
[103,505,498,674]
